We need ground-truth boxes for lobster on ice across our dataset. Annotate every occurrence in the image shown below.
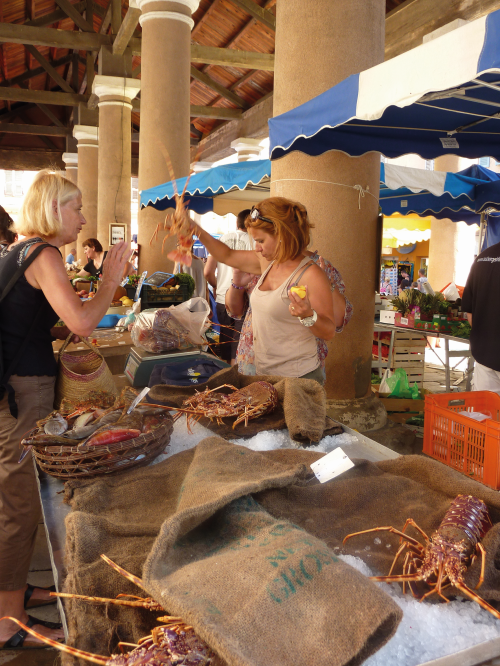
[0,554,214,665]
[170,381,279,430]
[343,494,500,620]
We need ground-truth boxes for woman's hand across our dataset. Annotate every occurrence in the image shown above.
[288,286,314,319]
[101,242,131,284]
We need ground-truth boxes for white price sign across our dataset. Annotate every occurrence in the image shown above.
[310,447,355,484]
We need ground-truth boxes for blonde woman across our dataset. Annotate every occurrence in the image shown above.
[195,197,336,382]
[0,170,130,647]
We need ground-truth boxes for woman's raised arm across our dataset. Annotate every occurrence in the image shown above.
[195,225,262,275]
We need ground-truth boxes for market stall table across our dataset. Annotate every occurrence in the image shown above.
[374,323,473,392]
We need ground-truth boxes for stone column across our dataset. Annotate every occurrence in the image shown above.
[136,0,199,274]
[428,155,477,290]
[73,125,99,263]
[271,0,385,407]
[231,138,262,162]
[61,152,78,260]
[93,74,140,250]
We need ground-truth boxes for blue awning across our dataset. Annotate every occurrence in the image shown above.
[269,9,500,162]
[140,159,271,214]
[380,164,500,222]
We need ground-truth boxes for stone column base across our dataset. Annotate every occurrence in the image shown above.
[326,394,387,432]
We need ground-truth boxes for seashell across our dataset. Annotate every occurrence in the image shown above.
[44,413,68,436]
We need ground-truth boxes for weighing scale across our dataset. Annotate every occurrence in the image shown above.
[124,346,229,387]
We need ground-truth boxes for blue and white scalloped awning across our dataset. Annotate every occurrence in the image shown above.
[380,163,500,222]
[269,9,500,161]
[140,159,271,214]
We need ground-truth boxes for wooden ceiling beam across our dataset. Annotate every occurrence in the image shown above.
[25,2,86,28]
[25,45,74,93]
[190,66,249,109]
[36,103,65,127]
[0,54,73,91]
[0,122,71,136]
[54,0,95,32]
[227,0,275,32]
[113,5,141,55]
[0,87,87,106]
[190,45,274,71]
[0,25,275,70]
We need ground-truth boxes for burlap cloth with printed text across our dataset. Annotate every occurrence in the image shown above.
[148,364,332,442]
[61,440,500,666]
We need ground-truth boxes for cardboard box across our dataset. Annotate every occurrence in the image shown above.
[379,310,396,324]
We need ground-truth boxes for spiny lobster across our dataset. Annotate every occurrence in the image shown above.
[343,494,500,620]
[1,554,214,665]
[171,381,279,431]
[149,144,196,267]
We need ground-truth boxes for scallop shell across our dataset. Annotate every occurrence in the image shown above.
[44,413,68,436]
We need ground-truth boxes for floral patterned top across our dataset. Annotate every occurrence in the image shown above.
[227,253,353,376]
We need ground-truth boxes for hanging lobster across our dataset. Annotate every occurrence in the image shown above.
[343,494,500,620]
[171,381,279,431]
[1,554,214,665]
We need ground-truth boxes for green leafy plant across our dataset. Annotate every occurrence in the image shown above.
[175,273,196,299]
[450,321,472,339]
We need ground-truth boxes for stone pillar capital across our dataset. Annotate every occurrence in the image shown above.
[73,125,99,148]
[230,138,262,161]
[92,75,141,108]
[62,152,78,168]
[137,0,200,29]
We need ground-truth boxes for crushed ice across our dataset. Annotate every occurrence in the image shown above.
[340,554,500,666]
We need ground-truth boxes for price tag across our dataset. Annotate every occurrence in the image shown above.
[401,317,409,326]
[440,137,459,149]
[310,447,355,483]
[400,200,408,207]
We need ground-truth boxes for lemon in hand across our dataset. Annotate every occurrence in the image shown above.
[290,285,307,299]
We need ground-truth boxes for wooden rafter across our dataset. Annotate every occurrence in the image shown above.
[26,2,86,28]
[113,5,141,55]
[0,87,87,106]
[191,0,224,40]
[0,53,73,90]
[54,0,95,32]
[227,0,276,32]
[25,45,74,93]
[0,123,70,136]
[0,23,275,70]
[190,66,249,109]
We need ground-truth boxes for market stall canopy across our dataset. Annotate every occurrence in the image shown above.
[269,9,500,162]
[382,214,432,248]
[380,163,500,222]
[140,159,271,214]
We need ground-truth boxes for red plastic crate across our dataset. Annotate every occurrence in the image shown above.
[423,391,500,489]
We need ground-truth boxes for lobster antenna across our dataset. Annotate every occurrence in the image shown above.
[158,141,179,200]
[0,617,107,665]
[100,554,147,591]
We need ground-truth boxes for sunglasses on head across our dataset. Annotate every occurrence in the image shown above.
[250,207,274,225]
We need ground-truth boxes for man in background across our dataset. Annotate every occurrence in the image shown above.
[462,240,500,393]
[398,271,411,294]
[417,268,434,294]
[204,209,252,363]
[65,247,77,265]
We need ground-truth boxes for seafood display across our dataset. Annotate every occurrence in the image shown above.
[172,381,279,430]
[21,388,173,466]
[149,146,195,266]
[343,494,500,620]
[0,554,214,665]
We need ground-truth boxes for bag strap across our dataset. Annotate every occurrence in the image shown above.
[58,333,101,359]
[290,260,314,288]
[0,242,53,419]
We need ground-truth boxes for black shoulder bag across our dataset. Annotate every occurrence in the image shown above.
[0,243,51,419]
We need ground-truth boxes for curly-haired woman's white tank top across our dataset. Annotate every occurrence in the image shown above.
[250,256,320,377]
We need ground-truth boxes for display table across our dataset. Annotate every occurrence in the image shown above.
[374,322,473,392]
[53,330,133,375]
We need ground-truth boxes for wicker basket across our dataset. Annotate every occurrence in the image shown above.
[32,418,173,479]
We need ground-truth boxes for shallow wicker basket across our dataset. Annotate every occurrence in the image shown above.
[32,417,173,479]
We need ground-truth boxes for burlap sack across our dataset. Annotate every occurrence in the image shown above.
[148,365,327,442]
[61,444,500,666]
